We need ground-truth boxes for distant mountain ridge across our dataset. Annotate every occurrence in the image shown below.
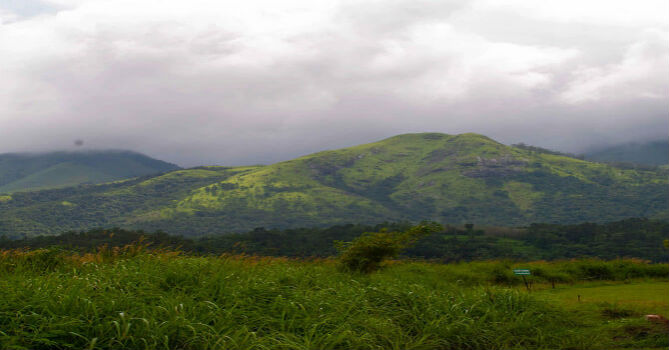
[585,139,668,166]
[0,150,180,193]
[0,133,666,237]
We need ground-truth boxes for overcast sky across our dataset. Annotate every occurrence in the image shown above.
[1,0,667,166]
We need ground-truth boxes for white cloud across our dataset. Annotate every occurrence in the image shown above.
[0,0,666,165]
[475,0,669,27]
[561,30,669,104]
[0,8,19,24]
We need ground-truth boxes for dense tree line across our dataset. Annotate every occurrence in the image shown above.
[1,218,667,262]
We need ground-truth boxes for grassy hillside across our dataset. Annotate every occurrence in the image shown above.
[0,150,180,193]
[585,139,668,166]
[0,247,666,349]
[0,133,667,236]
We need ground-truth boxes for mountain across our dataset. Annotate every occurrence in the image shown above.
[585,139,668,166]
[0,133,667,237]
[0,150,180,193]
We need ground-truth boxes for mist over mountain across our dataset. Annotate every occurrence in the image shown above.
[1,0,667,167]
[585,139,668,166]
[1,2,667,348]
[0,151,180,193]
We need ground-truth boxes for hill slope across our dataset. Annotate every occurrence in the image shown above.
[0,151,180,193]
[585,139,668,166]
[0,133,667,237]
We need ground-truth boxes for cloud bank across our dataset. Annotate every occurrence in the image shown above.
[1,0,667,166]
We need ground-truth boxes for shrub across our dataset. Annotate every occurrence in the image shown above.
[489,263,516,285]
[336,222,442,273]
[531,266,572,287]
[573,260,615,280]
[20,248,66,273]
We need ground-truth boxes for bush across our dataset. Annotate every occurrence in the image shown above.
[20,248,66,273]
[531,266,572,287]
[489,263,516,285]
[573,260,615,280]
[336,222,442,273]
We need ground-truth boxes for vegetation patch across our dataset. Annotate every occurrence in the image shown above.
[503,181,542,211]
[1,246,666,349]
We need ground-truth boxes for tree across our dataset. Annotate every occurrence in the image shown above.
[336,222,442,273]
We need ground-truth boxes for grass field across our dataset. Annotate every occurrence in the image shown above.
[542,281,669,312]
[0,247,667,349]
[538,281,669,350]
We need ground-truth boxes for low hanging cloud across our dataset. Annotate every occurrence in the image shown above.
[1,0,667,166]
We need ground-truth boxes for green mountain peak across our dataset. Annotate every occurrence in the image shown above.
[0,134,666,237]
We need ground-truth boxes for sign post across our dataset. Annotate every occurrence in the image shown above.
[513,269,531,291]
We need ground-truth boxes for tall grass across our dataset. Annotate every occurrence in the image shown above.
[0,247,666,349]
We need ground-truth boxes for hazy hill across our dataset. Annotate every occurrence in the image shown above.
[0,133,667,237]
[0,151,180,193]
[585,139,668,166]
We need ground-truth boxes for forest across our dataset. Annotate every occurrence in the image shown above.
[3,217,667,262]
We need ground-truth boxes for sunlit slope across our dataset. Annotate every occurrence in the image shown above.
[0,167,259,236]
[0,133,666,236]
[158,133,667,229]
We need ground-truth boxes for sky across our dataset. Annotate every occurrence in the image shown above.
[1,0,667,166]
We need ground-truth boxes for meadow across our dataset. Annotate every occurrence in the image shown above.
[0,245,667,349]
